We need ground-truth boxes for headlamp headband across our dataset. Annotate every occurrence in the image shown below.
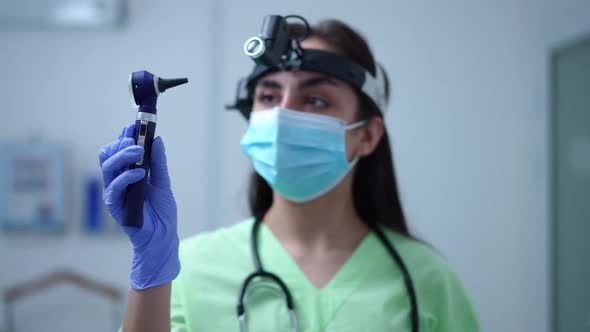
[226,15,388,119]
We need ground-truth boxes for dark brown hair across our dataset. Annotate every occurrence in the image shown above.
[248,19,411,237]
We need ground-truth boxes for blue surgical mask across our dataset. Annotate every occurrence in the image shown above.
[240,107,366,202]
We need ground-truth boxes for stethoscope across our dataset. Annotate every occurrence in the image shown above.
[237,219,419,332]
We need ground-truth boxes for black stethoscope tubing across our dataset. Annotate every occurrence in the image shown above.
[237,219,419,332]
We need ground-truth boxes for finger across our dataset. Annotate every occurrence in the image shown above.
[119,123,136,139]
[148,136,171,189]
[101,144,144,187]
[103,168,146,210]
[99,137,135,168]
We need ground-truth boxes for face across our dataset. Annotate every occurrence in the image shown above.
[251,37,384,161]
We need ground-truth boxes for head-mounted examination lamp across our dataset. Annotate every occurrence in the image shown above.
[226,14,388,119]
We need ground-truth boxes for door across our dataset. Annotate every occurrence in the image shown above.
[553,34,590,332]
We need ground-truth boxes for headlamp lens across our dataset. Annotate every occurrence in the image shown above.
[244,37,265,58]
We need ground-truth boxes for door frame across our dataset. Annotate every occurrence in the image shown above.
[549,31,590,332]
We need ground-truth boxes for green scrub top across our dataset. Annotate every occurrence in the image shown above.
[167,218,479,331]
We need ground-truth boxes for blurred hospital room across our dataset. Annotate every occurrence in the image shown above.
[0,0,589,331]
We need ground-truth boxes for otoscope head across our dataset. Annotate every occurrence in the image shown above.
[129,70,189,107]
[158,78,189,93]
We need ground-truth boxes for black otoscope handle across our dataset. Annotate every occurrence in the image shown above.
[123,119,156,228]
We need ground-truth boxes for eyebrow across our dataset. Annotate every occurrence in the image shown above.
[256,75,340,90]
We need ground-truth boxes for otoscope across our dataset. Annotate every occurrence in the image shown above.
[125,70,188,228]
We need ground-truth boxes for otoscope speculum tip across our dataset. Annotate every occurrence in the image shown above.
[157,77,189,94]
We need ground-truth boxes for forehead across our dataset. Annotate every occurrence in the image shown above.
[299,37,340,53]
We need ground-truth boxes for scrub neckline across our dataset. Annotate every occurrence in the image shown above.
[257,220,386,328]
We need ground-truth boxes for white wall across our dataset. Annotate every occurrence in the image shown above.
[0,1,215,330]
[1,0,589,331]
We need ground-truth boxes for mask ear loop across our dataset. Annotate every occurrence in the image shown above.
[345,119,368,130]
[344,119,369,164]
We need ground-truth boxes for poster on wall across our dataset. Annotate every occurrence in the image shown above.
[0,142,65,232]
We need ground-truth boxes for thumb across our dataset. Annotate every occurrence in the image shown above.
[149,136,171,189]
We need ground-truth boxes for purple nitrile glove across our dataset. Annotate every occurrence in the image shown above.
[99,123,180,290]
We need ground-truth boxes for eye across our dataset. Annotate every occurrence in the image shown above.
[305,96,330,109]
[256,92,279,105]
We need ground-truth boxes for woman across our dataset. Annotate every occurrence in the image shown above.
[100,17,479,331]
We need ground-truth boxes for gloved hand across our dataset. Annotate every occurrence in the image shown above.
[99,123,180,290]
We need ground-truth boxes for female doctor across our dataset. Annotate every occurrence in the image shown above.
[100,17,479,332]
